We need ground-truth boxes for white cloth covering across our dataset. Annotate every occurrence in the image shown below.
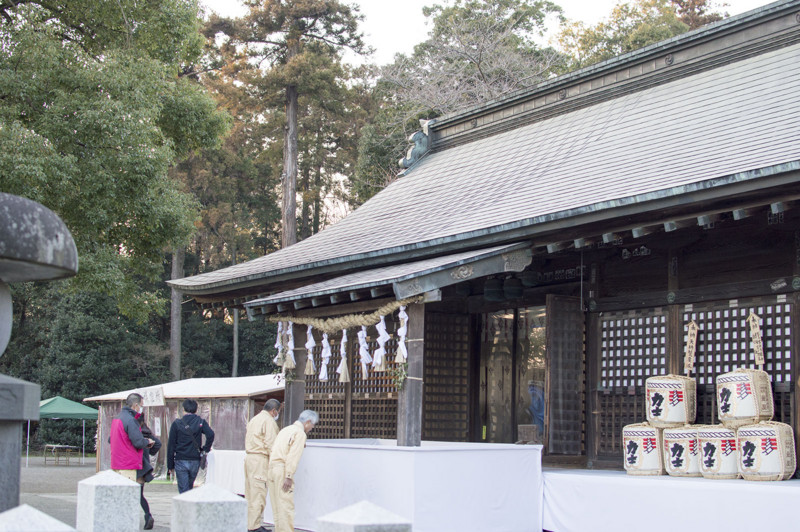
[319,333,332,381]
[396,306,408,362]
[357,326,372,377]
[207,441,542,532]
[542,469,800,532]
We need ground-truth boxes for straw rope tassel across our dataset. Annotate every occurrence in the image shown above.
[267,296,422,334]
[273,321,285,366]
[283,322,296,371]
[337,329,350,383]
[304,325,316,375]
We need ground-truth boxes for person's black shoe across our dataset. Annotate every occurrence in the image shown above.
[144,515,154,530]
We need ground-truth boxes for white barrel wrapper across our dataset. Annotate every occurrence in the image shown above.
[716,368,773,429]
[623,423,664,476]
[737,421,796,481]
[697,424,740,479]
[645,375,696,428]
[663,426,702,477]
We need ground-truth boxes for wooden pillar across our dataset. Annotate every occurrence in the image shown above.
[284,323,307,426]
[397,303,425,446]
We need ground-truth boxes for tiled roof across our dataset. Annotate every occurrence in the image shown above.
[171,39,800,295]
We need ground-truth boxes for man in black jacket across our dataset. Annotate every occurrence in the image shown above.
[167,399,215,493]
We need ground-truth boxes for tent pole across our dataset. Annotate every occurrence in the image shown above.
[26,420,30,468]
[82,420,85,465]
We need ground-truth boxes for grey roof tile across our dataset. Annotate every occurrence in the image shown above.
[172,42,800,293]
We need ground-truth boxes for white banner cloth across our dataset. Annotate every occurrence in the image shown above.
[396,306,408,361]
[319,332,332,381]
[357,326,371,377]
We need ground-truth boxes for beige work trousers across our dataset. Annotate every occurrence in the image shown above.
[267,463,295,532]
[244,453,270,530]
[112,469,137,482]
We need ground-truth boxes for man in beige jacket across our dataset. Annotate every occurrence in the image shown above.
[245,399,281,532]
[267,410,318,532]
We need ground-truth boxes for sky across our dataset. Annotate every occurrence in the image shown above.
[200,0,774,65]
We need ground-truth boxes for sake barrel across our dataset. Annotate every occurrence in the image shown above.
[622,423,664,476]
[663,426,702,477]
[737,421,796,481]
[716,368,773,429]
[645,375,696,427]
[696,424,740,479]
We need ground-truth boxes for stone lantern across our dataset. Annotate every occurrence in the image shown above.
[0,193,78,512]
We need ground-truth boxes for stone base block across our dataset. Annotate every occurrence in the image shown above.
[318,501,412,532]
[0,504,76,531]
[171,483,246,532]
[76,470,140,532]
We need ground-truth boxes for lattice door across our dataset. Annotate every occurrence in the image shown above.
[595,308,668,458]
[683,297,793,426]
[423,312,471,442]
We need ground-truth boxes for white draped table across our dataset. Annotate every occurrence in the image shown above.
[542,469,800,532]
[208,440,543,532]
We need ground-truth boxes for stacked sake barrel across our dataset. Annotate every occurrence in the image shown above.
[714,367,795,481]
[622,375,696,476]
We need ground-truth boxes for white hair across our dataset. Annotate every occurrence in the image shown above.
[298,410,319,424]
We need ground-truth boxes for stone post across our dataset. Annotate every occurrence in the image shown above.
[76,471,140,532]
[0,375,40,512]
[171,483,246,532]
[317,500,412,532]
[0,504,76,531]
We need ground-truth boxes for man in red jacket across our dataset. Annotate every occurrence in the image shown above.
[109,393,152,482]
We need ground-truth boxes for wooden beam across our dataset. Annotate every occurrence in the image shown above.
[293,299,311,310]
[547,242,568,254]
[663,219,695,232]
[732,207,760,220]
[632,225,658,239]
[349,290,363,301]
[602,232,622,244]
[311,297,328,307]
[370,286,393,298]
[277,303,292,313]
[771,202,788,214]
[574,237,597,249]
[330,293,349,304]
[287,297,397,319]
[697,213,721,227]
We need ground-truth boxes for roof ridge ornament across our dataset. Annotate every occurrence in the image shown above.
[399,119,433,169]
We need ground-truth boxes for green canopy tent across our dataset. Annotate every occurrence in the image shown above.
[29,396,98,466]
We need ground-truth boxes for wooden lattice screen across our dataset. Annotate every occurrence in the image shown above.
[547,295,586,455]
[423,312,471,442]
[304,315,402,440]
[305,331,347,439]
[683,297,794,427]
[596,308,668,457]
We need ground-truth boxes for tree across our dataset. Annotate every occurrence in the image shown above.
[207,0,367,248]
[381,0,565,117]
[0,0,230,322]
[557,0,725,70]
[349,0,565,205]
